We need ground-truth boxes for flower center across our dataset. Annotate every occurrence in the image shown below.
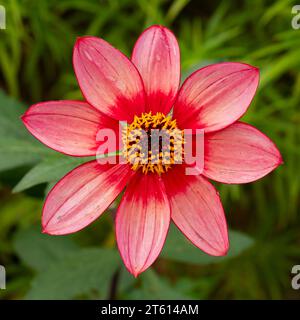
[122,112,184,174]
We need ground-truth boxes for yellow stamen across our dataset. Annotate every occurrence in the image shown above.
[122,112,184,175]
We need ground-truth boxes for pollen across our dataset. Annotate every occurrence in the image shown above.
[122,112,184,175]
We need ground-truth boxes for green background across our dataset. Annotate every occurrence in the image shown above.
[0,0,299,299]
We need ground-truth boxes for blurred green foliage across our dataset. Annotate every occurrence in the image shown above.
[0,0,299,299]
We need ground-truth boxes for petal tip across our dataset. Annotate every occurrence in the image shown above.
[219,243,230,256]
[42,219,53,235]
[253,66,260,73]
[277,151,284,164]
[271,145,284,168]
[41,210,58,236]
[237,62,259,73]
[210,223,229,257]
[41,226,50,235]
[277,155,284,166]
[73,36,94,54]
[145,24,165,31]
[247,64,259,72]
[243,63,260,81]
[20,114,30,130]
[132,270,141,278]
[41,223,66,236]
[124,264,143,278]
[200,239,229,257]
[211,240,229,257]
[75,35,90,45]
[136,24,176,42]
[233,62,260,80]
[252,65,260,78]
[246,64,260,83]
[74,36,83,48]
[20,114,26,122]
[20,104,37,123]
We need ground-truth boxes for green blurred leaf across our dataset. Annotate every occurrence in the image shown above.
[13,152,119,193]
[0,196,42,254]
[165,0,190,24]
[129,269,191,300]
[13,156,89,193]
[26,248,120,299]
[0,90,54,172]
[118,266,137,296]
[0,90,29,137]
[0,138,50,172]
[14,226,78,272]
[260,51,300,88]
[161,224,253,265]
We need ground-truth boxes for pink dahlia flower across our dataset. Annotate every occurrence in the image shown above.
[22,25,282,277]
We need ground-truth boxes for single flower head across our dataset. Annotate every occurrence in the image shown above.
[22,25,282,277]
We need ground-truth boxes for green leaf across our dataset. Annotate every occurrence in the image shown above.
[13,156,90,193]
[0,197,42,251]
[260,51,300,88]
[161,224,253,265]
[14,152,119,193]
[14,226,78,272]
[44,182,56,196]
[165,0,190,24]
[118,266,137,295]
[0,137,50,172]
[0,90,54,172]
[26,248,120,300]
[0,89,28,139]
[128,269,191,300]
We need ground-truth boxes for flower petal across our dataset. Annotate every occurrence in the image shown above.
[131,25,180,114]
[116,172,170,277]
[22,100,120,156]
[43,160,133,235]
[203,122,283,183]
[173,62,259,132]
[73,36,146,122]
[162,165,228,256]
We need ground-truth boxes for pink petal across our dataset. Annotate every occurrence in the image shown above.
[162,165,228,256]
[203,122,283,183]
[22,100,119,156]
[116,172,170,277]
[73,36,146,122]
[131,25,180,114]
[173,62,259,132]
[43,160,133,235]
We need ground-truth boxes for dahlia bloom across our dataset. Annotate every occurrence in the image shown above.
[22,25,282,277]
